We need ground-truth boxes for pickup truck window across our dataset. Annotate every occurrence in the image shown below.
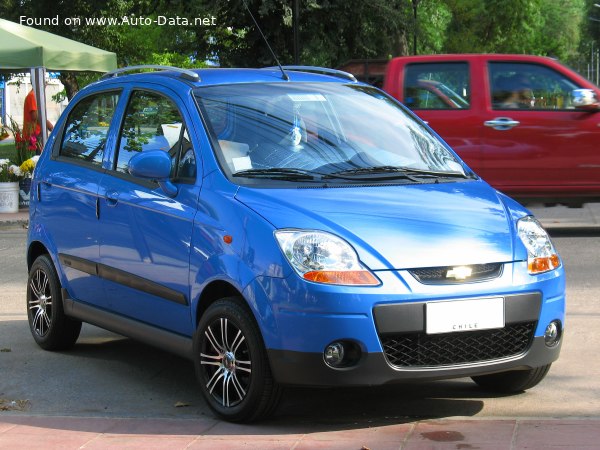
[404,63,470,110]
[489,62,580,110]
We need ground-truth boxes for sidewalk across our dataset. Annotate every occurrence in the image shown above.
[0,415,599,449]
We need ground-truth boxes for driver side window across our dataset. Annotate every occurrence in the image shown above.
[489,62,580,110]
[115,90,196,182]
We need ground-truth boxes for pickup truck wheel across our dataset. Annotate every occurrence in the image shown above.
[193,297,281,422]
[27,255,82,350]
[471,364,551,393]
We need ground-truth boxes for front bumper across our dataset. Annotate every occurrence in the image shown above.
[246,263,565,387]
[268,336,561,386]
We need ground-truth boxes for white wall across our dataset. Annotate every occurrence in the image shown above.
[4,75,67,128]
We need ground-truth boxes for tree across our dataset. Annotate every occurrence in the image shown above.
[442,0,584,63]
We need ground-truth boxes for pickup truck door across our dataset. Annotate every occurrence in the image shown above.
[480,61,600,200]
[398,61,483,174]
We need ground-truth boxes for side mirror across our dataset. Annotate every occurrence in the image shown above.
[128,150,178,197]
[572,89,600,111]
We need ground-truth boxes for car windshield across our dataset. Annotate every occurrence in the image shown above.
[194,82,466,182]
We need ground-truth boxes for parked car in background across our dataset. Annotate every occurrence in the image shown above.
[341,54,600,206]
[27,65,564,422]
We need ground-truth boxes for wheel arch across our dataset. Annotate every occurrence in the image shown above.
[195,280,244,329]
[27,240,50,270]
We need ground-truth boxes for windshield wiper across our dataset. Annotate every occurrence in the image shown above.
[396,167,471,178]
[325,166,422,181]
[327,166,470,180]
[232,168,320,181]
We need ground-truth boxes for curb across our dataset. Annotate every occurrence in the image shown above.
[0,210,29,230]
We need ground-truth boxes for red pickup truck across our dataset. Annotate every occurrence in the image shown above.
[352,54,600,206]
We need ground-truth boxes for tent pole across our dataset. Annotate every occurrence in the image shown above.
[30,67,48,148]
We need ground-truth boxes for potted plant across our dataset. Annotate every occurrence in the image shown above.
[0,158,21,213]
[18,155,39,207]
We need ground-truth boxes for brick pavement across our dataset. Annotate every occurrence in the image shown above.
[1,415,600,449]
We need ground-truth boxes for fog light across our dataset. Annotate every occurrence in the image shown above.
[544,321,561,347]
[324,342,345,367]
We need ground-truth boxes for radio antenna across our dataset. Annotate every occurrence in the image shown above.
[242,0,289,81]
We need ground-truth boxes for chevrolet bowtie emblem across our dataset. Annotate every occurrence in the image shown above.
[446,266,473,280]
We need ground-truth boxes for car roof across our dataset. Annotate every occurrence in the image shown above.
[94,67,358,89]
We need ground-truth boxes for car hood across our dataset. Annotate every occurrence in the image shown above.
[235,181,521,271]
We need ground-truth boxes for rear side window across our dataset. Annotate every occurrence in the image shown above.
[403,63,470,110]
[115,90,196,182]
[60,91,120,166]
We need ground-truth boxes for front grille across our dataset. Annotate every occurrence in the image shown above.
[380,321,536,368]
[409,263,503,284]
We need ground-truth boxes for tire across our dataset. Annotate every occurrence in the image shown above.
[471,364,552,393]
[193,297,282,422]
[27,255,82,350]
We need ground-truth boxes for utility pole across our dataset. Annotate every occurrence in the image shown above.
[293,0,300,65]
[412,0,419,55]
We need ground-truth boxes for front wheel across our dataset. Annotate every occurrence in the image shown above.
[193,297,281,422]
[471,364,552,393]
[27,255,82,350]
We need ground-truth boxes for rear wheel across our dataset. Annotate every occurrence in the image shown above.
[471,364,551,393]
[27,255,82,350]
[193,297,281,422]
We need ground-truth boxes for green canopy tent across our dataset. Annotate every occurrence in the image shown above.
[0,18,117,144]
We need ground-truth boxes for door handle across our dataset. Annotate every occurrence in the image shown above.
[105,191,119,206]
[484,117,520,130]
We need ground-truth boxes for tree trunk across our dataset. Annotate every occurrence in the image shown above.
[393,29,410,57]
[59,72,80,101]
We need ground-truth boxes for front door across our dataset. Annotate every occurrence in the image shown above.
[97,87,200,336]
[481,61,600,199]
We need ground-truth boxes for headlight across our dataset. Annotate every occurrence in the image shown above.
[517,216,560,274]
[274,230,380,285]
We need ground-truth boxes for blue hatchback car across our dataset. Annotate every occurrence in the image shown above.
[26,65,565,422]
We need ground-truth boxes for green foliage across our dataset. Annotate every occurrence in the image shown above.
[443,0,585,62]
[0,0,594,82]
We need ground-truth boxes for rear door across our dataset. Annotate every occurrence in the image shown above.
[481,61,600,198]
[398,60,483,173]
[97,86,200,335]
[37,90,121,306]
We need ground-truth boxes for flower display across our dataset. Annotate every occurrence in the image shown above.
[20,156,40,177]
[6,116,41,166]
[0,159,22,182]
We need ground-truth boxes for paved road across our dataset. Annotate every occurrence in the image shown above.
[1,228,599,448]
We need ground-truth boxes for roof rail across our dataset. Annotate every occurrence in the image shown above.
[263,65,357,82]
[101,65,200,82]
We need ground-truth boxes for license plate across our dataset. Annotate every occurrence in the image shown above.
[426,297,505,335]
